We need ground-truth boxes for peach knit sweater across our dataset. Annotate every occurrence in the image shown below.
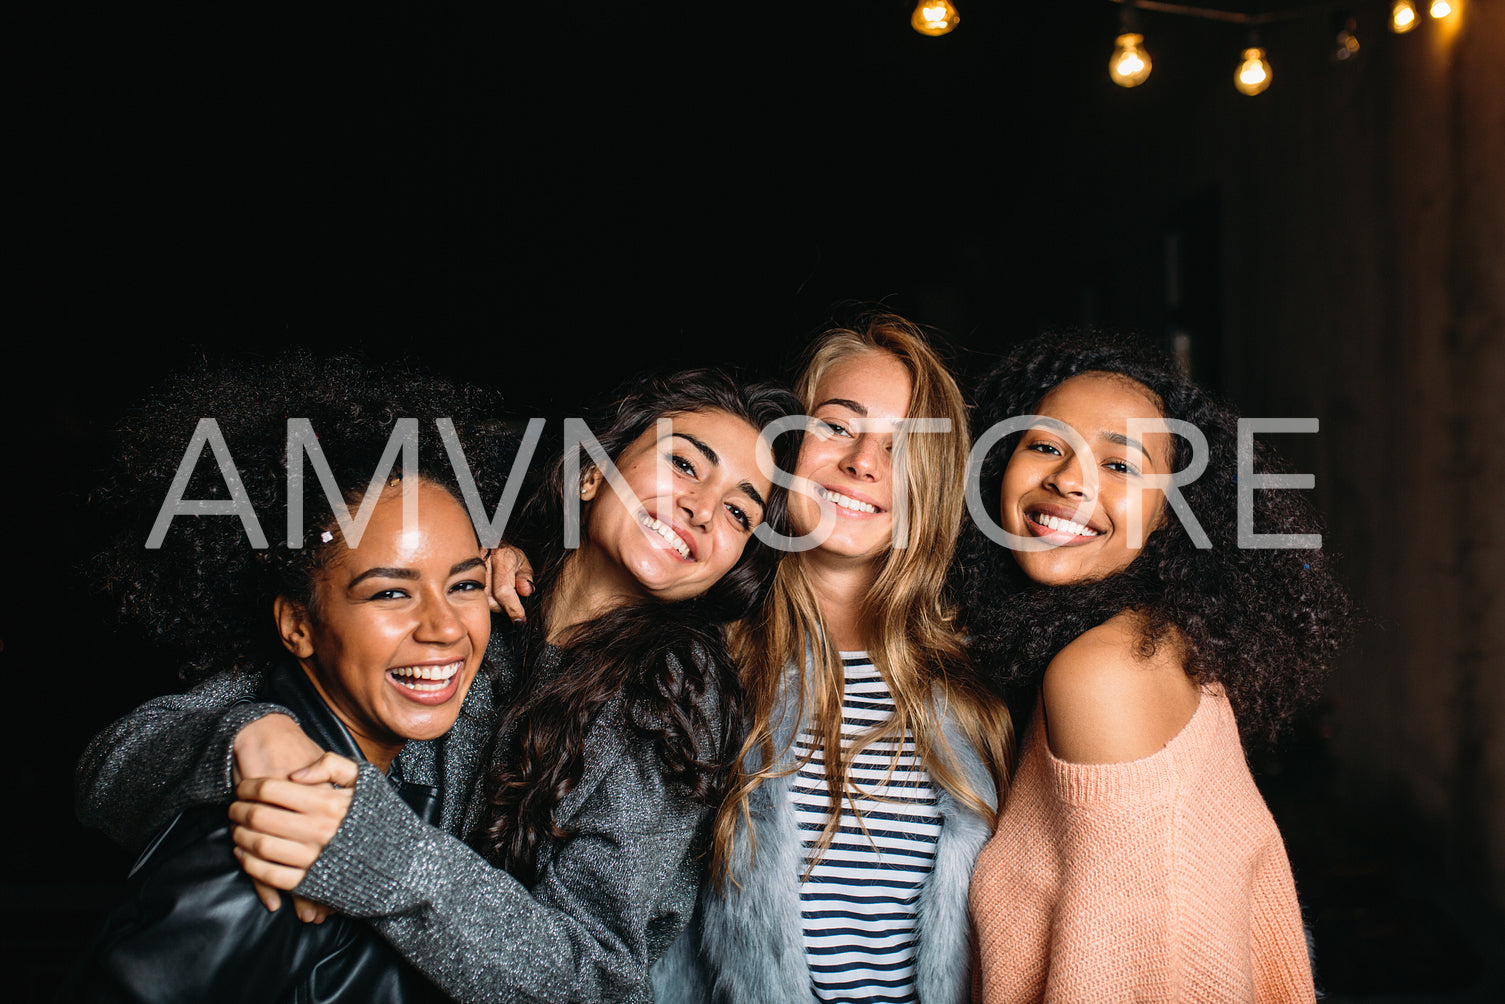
[969,688,1314,1003]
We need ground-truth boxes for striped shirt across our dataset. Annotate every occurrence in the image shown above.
[789,653,942,1003]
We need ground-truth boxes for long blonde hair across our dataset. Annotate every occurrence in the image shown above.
[712,311,1014,882]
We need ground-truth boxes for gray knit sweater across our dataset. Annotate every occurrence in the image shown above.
[74,636,720,1004]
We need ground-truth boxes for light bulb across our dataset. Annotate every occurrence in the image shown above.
[911,1,960,36]
[1333,15,1361,62]
[1110,33,1153,87]
[1390,0,1419,32]
[1234,47,1272,95]
[1429,1,1453,18]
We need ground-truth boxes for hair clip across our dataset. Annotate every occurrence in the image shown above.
[320,530,335,544]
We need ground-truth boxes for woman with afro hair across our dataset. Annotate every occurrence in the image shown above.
[959,331,1355,1003]
[67,353,511,1001]
[74,354,802,1003]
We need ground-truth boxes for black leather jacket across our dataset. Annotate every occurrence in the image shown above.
[61,663,450,1003]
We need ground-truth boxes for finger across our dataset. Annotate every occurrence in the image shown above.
[487,546,531,625]
[483,549,501,613]
[292,895,333,925]
[232,824,323,870]
[288,752,360,788]
[236,776,354,817]
[234,846,309,893]
[229,795,347,847]
[251,877,283,913]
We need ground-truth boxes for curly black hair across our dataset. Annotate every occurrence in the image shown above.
[95,351,515,681]
[479,368,802,882]
[957,330,1357,746]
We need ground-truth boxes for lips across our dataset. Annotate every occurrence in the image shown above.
[638,511,695,561]
[387,660,464,705]
[1021,502,1104,546]
[819,486,883,515]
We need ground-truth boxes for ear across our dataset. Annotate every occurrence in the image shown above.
[579,465,603,503]
[274,595,316,659]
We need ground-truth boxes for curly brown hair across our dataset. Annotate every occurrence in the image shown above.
[95,351,514,680]
[957,330,1358,746]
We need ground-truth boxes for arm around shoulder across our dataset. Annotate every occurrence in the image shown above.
[297,739,710,1004]
[74,669,297,849]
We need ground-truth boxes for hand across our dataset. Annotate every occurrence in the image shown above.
[485,544,535,623]
[230,753,359,903]
[231,714,330,917]
[232,714,325,785]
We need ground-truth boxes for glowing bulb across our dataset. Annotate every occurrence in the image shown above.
[1330,12,1361,62]
[911,1,960,36]
[1334,28,1360,60]
[1234,47,1272,96]
[1391,0,1418,32]
[1109,33,1153,87]
[1429,1,1453,18]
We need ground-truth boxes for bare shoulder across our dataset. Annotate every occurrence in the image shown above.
[1041,612,1201,765]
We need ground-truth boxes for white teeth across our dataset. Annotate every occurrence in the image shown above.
[1037,513,1099,537]
[390,662,462,692]
[639,514,691,559]
[820,488,878,514]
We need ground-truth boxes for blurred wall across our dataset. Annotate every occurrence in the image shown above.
[1205,6,1504,906]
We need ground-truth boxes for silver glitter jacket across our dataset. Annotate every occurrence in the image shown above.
[75,635,724,1004]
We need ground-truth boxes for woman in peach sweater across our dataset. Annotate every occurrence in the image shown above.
[960,331,1355,1002]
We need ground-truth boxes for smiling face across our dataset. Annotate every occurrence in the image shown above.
[278,479,490,771]
[1001,371,1172,586]
[790,348,914,568]
[576,407,772,607]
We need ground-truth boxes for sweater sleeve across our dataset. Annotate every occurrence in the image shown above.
[1249,846,1318,1002]
[73,670,287,851]
[1037,782,1182,1003]
[296,747,710,1004]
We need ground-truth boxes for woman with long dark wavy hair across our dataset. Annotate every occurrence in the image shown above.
[960,331,1356,1002]
[76,363,802,1003]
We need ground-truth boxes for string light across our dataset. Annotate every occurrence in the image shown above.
[1332,11,1361,61]
[1110,2,1153,87]
[911,1,960,37]
[894,4,1463,95]
[1111,33,1154,87]
[1234,43,1273,95]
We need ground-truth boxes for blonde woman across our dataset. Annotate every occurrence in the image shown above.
[655,312,1013,1003]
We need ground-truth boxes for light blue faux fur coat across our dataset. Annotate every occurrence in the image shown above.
[652,662,998,1004]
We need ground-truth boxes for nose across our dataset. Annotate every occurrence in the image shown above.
[841,434,887,481]
[1044,455,1093,500]
[414,587,466,645]
[679,484,717,530]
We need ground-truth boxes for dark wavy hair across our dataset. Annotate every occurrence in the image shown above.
[478,369,802,882]
[95,351,514,679]
[957,330,1357,746]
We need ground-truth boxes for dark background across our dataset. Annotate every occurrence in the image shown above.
[7,2,1503,1000]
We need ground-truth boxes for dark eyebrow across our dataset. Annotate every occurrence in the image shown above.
[1102,431,1150,458]
[813,398,868,416]
[673,432,767,518]
[738,481,767,518]
[450,556,487,576]
[348,566,418,588]
[347,555,486,589]
[673,432,719,467]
